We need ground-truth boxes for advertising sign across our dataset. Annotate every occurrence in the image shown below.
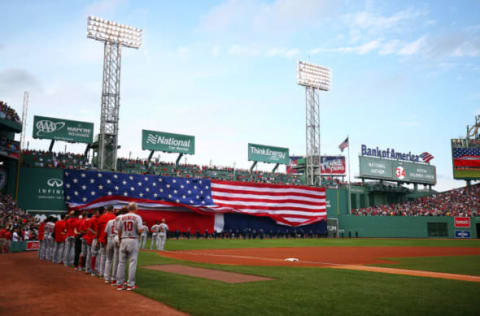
[454,217,471,228]
[451,139,480,180]
[359,156,436,185]
[32,115,94,144]
[455,230,471,238]
[142,130,195,154]
[26,241,40,250]
[248,143,289,164]
[320,156,346,175]
[17,168,66,211]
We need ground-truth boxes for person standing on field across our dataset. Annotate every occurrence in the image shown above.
[116,202,143,291]
[140,221,148,249]
[158,219,168,251]
[103,210,118,284]
[150,221,160,250]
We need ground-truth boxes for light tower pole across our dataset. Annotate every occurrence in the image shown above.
[87,16,142,170]
[297,61,331,186]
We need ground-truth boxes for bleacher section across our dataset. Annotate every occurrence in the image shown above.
[22,152,303,185]
[352,183,480,217]
[22,150,90,169]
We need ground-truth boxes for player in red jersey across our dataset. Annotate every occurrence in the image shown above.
[97,205,116,278]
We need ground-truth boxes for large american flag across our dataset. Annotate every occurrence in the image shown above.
[63,170,326,227]
[453,147,480,168]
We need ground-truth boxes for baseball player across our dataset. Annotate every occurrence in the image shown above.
[84,212,97,274]
[44,217,56,262]
[64,212,77,267]
[150,221,160,250]
[37,219,45,259]
[140,222,148,249]
[89,209,101,276]
[116,202,144,291]
[158,219,169,251]
[53,215,66,264]
[77,212,88,271]
[103,210,118,283]
[110,207,127,285]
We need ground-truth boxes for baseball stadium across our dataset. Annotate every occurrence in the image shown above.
[1,2,480,316]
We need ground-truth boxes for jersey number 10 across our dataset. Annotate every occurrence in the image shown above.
[123,221,133,232]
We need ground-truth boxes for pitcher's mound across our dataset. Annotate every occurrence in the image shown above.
[144,264,273,283]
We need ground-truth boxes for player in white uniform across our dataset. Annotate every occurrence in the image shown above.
[103,214,117,283]
[158,219,169,251]
[116,203,144,291]
[140,222,148,249]
[150,221,160,250]
[44,218,56,261]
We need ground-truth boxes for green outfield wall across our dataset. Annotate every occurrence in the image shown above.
[339,215,480,238]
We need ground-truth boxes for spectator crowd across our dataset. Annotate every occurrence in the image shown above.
[0,193,38,253]
[0,101,21,123]
[352,183,480,217]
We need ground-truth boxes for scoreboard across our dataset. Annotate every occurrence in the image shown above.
[359,156,436,185]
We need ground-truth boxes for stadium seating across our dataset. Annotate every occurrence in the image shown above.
[0,101,21,123]
[352,183,480,217]
[22,150,90,170]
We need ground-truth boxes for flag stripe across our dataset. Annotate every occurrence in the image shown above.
[211,191,325,204]
[64,170,327,227]
[211,184,325,197]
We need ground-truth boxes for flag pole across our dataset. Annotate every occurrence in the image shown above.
[347,136,352,215]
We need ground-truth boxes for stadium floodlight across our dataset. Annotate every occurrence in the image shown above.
[296,60,331,186]
[297,61,330,91]
[87,16,142,49]
[87,16,142,171]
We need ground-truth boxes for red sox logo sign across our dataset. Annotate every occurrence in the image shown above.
[395,166,406,180]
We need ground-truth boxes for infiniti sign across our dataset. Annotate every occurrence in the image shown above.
[47,178,63,187]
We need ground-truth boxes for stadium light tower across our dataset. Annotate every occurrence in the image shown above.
[87,16,142,170]
[297,61,331,186]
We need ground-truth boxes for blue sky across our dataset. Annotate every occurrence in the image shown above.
[1,0,479,191]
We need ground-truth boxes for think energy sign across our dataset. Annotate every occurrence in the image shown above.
[248,143,289,164]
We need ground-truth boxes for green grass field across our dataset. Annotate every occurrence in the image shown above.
[138,238,480,316]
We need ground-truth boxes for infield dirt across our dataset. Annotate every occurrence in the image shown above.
[0,252,188,316]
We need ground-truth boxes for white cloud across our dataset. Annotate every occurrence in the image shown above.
[309,40,381,55]
[310,36,428,56]
[398,36,426,55]
[200,0,335,36]
[343,8,426,31]
[265,48,299,58]
[452,41,480,57]
[228,45,299,58]
[379,40,400,55]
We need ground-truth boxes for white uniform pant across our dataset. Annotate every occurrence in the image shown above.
[112,243,119,282]
[85,243,93,273]
[53,241,65,264]
[64,237,75,267]
[140,233,147,248]
[38,240,46,259]
[158,233,167,251]
[150,233,158,249]
[103,239,116,282]
[117,239,139,287]
[98,243,106,276]
[47,237,55,261]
